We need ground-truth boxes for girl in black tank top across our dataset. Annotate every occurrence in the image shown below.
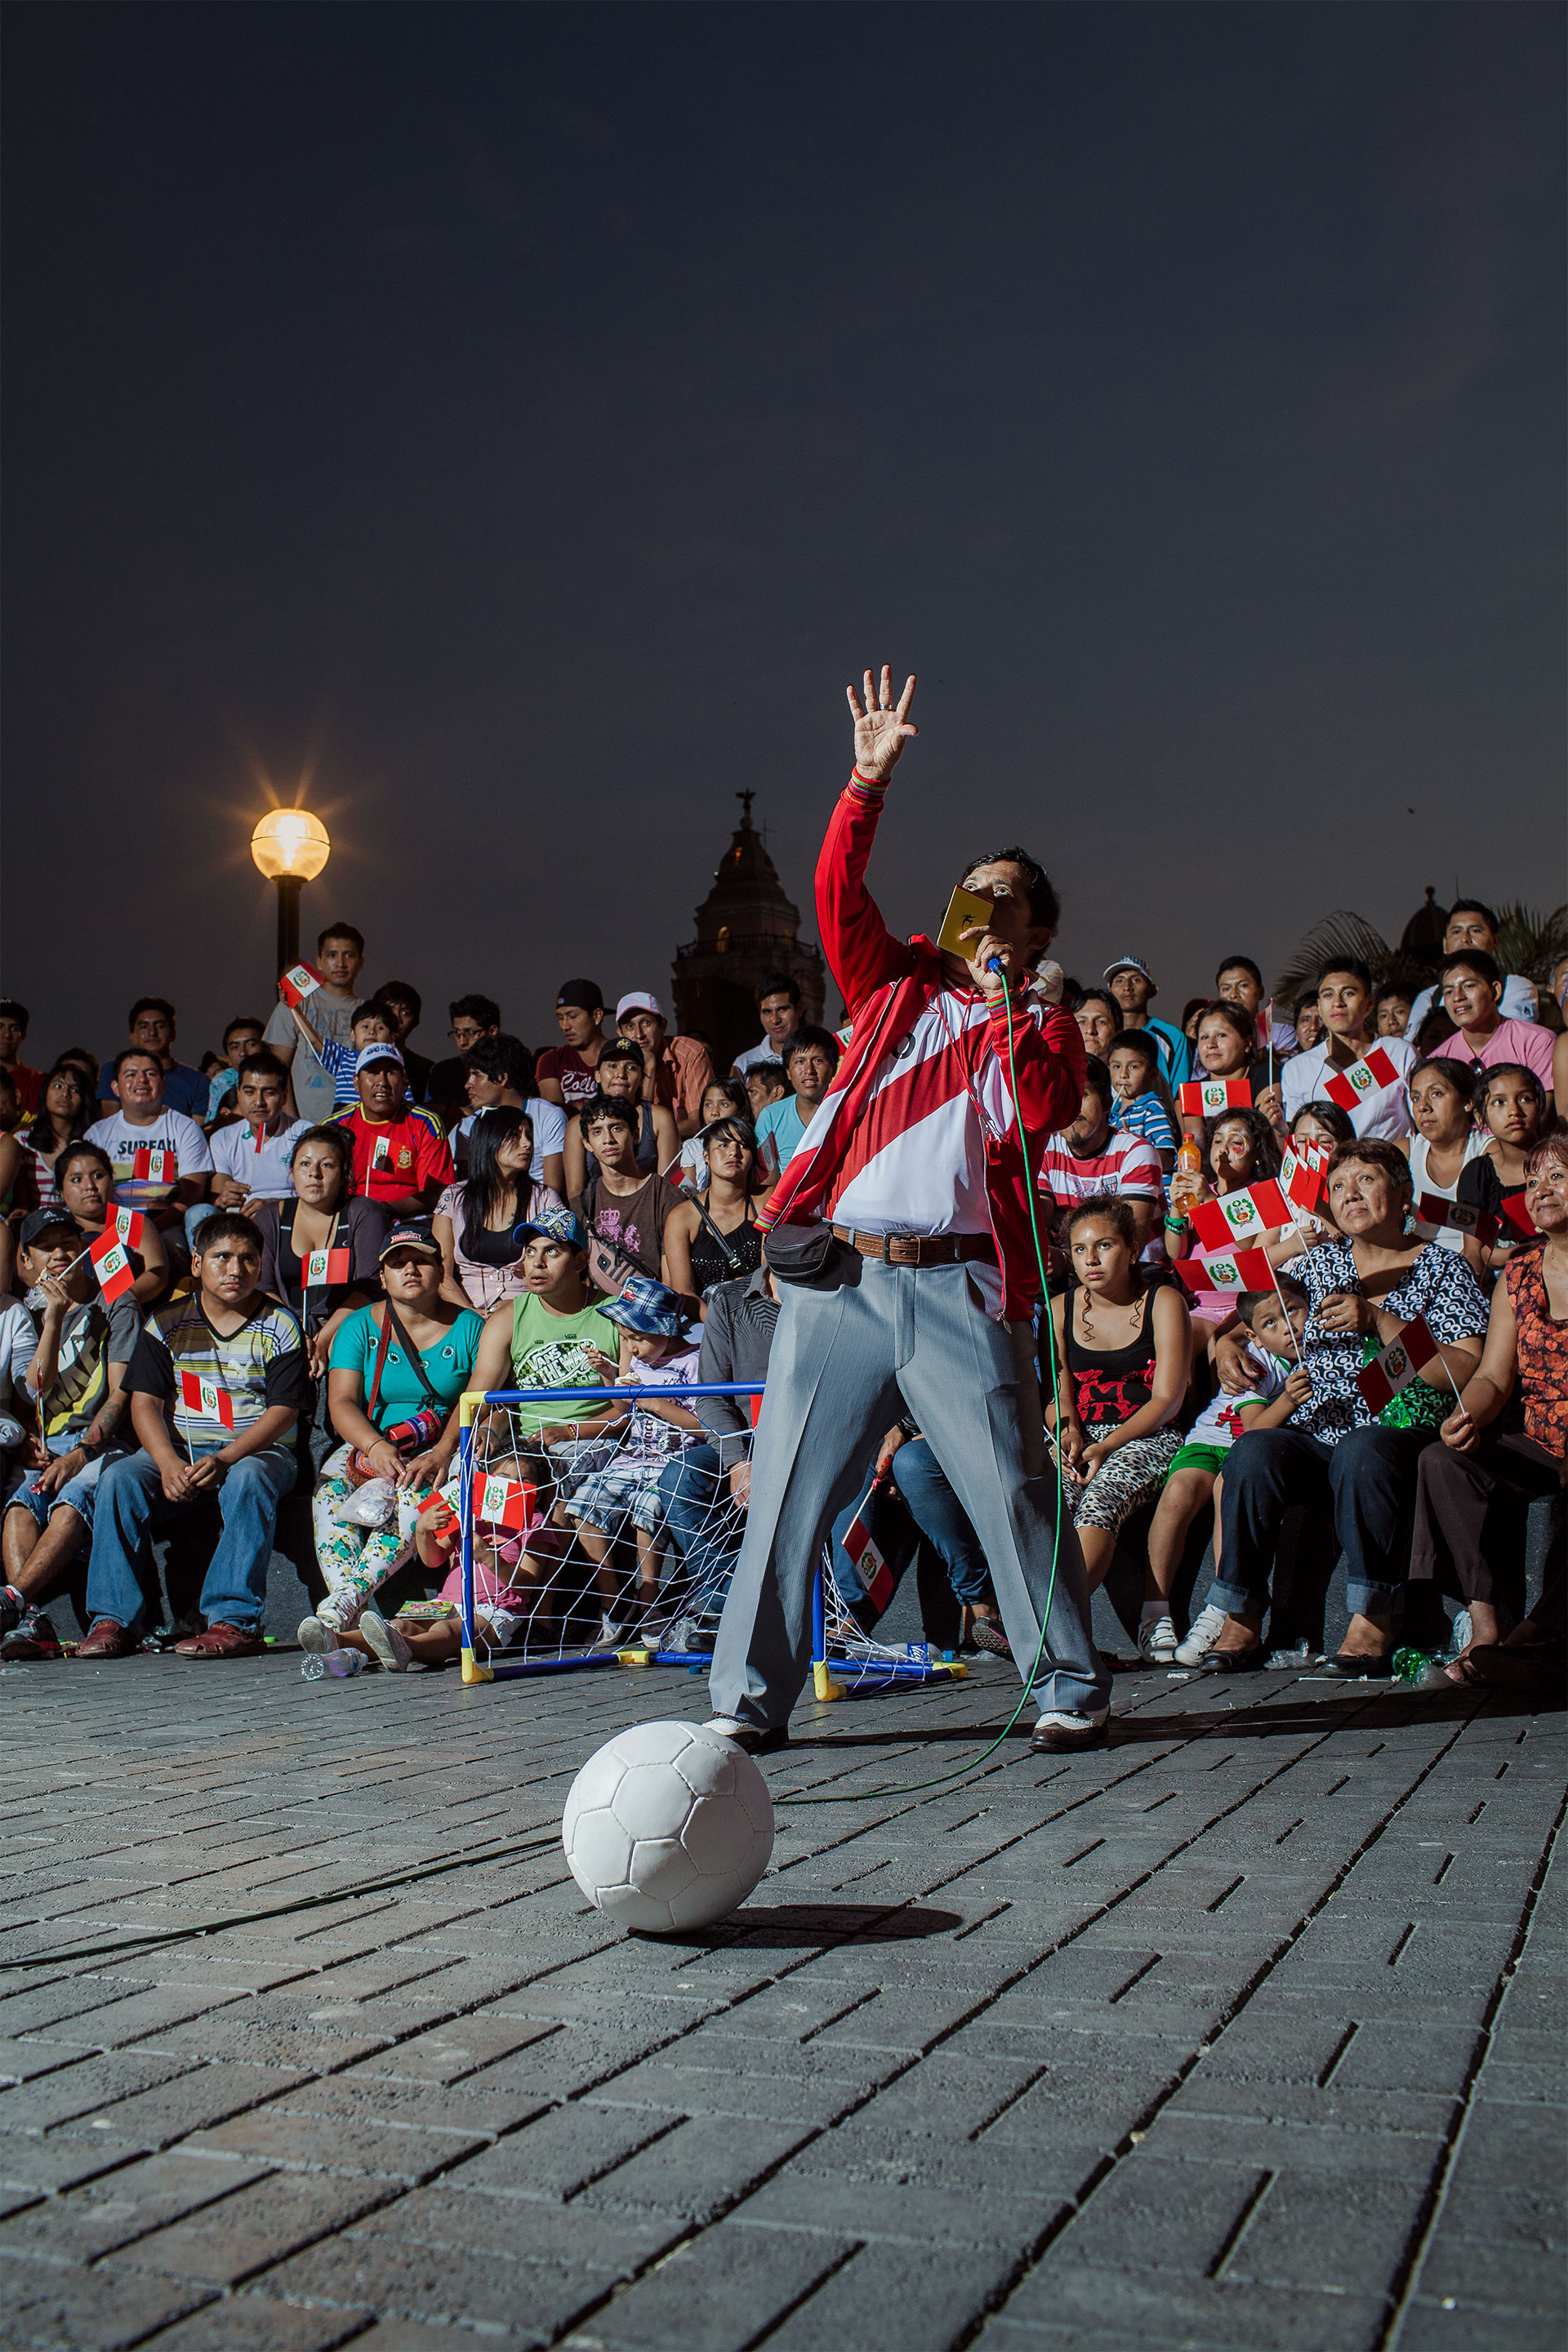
[1067,1284,1159,1429]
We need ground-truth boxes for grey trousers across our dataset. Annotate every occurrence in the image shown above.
[709,1257,1108,1727]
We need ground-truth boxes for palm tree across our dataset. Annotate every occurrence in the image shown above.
[1271,913,1427,1012]
[1494,902,1568,987]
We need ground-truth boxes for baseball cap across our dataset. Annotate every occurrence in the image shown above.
[18,1207,80,1254]
[1103,956,1153,984]
[355,1043,405,1075]
[556,978,604,1013]
[514,1205,590,1254]
[599,1274,693,1339]
[616,991,664,1022]
[379,1220,441,1264]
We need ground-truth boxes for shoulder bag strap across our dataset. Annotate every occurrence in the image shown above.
[380,1295,444,1413]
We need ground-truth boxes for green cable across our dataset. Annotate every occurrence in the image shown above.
[775,982,1067,1804]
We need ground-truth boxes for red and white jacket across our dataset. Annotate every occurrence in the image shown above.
[761,777,1085,1321]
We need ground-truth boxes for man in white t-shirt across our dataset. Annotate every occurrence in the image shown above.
[1281,961,1414,1141]
[86,1050,213,1234]
[453,1034,567,1193]
[1036,1055,1165,1259]
[732,973,804,1076]
[204,1055,312,1207]
[1404,899,1539,1039]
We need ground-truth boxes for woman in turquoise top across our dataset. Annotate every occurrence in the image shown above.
[301,1221,483,1646]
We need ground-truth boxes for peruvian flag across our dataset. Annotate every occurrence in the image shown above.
[1190,1179,1292,1252]
[747,1392,764,1429]
[370,1134,392,1170]
[476,1473,536,1531]
[840,1491,896,1615]
[110,1206,145,1249]
[278,962,323,1008]
[1175,1247,1276,1298]
[1321,1045,1402,1116]
[1178,1077,1252,1116]
[1499,1193,1537,1241]
[178,1370,234,1428]
[416,1490,461,1544]
[88,1234,136,1304]
[1356,1316,1444,1414]
[1280,1146,1325,1218]
[1417,1193,1499,1246]
[302,1247,351,1290]
[131,1146,175,1183]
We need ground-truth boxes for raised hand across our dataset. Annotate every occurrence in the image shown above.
[847,666,917,782]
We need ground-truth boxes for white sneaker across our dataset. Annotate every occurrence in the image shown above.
[1174,1603,1228,1668]
[590,1617,630,1652]
[296,1615,340,1655]
[359,1613,413,1673]
[1138,1614,1178,1665]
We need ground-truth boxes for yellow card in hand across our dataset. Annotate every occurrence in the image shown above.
[937,885,995,960]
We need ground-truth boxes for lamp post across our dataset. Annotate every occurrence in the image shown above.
[251,809,331,973]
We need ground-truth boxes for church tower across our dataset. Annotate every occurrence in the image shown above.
[671,795,826,1071]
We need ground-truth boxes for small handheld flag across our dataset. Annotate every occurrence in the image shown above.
[1321,1045,1401,1116]
[840,1503,895,1616]
[302,1247,351,1290]
[279,962,323,1008]
[88,1235,136,1305]
[1174,1247,1276,1298]
[416,1490,461,1544]
[1189,1179,1292,1253]
[1499,1193,1537,1242]
[1280,1147,1325,1218]
[130,1146,176,1183]
[178,1370,235,1429]
[1416,1193,1499,1246]
[476,1473,536,1531]
[1356,1316,1443,1414]
[1178,1078,1252,1116]
[111,1206,145,1249]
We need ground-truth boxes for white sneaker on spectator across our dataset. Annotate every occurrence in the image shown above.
[360,1613,413,1673]
[1174,1603,1228,1668]
[297,1615,340,1655]
[591,1617,630,1652]
[1138,1614,1178,1665]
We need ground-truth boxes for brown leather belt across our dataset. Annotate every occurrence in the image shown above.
[831,1226,998,1269]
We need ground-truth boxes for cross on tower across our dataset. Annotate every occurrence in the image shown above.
[737,789,755,824]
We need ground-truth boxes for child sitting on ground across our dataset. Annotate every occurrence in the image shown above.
[560,1275,703,1649]
[1141,1279,1312,1667]
[321,1472,578,1672]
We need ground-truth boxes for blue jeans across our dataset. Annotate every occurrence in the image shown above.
[657,1446,742,1617]
[1214,1423,1432,1623]
[887,1438,992,1606]
[86,1446,296,1635]
[8,1454,118,1550]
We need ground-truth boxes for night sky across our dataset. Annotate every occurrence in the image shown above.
[4,2,1563,1071]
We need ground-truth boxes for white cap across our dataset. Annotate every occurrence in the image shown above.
[617,991,664,1022]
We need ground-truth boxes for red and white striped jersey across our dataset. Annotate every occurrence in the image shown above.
[826,987,1034,1235]
[1037,1127,1163,1211]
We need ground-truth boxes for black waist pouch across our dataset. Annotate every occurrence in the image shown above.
[763,1222,859,1292]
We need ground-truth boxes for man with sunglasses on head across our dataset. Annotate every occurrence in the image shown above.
[702,665,1107,1759]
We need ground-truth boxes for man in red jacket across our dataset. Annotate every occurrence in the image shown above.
[706,666,1109,1757]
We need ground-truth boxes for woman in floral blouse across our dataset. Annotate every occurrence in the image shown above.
[1200,1139,1488,1677]
[1410,1132,1567,1685]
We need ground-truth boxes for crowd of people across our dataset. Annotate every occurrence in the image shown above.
[0,879,1561,1697]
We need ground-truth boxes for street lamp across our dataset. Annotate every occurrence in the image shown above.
[251,808,331,973]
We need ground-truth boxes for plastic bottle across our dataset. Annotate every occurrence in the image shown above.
[1391,1646,1442,1686]
[301,1649,365,1681]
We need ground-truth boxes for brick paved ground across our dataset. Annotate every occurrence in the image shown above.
[0,1650,1562,2352]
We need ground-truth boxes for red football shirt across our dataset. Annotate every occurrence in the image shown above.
[333,1105,453,1205]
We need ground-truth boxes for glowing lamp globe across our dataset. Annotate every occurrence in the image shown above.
[251,808,331,882]
[562,1721,774,1933]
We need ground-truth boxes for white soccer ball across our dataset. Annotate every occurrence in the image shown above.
[561,1720,775,1933]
